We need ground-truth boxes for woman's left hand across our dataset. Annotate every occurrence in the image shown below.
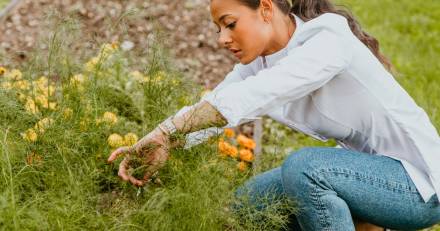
[107,127,170,187]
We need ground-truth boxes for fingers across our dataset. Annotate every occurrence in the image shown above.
[108,146,132,163]
[118,157,152,187]
[115,147,169,187]
[118,158,130,181]
[128,175,147,187]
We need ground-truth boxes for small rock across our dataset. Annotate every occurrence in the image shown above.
[121,40,134,51]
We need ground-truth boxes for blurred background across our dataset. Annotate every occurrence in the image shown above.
[1,0,440,91]
[0,0,235,89]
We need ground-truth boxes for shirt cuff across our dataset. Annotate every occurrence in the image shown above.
[183,127,222,149]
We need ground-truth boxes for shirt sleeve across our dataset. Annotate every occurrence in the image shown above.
[202,29,353,128]
[173,64,251,149]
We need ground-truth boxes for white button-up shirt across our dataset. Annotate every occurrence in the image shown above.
[177,13,440,203]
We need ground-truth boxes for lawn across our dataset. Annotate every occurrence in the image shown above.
[0,0,439,230]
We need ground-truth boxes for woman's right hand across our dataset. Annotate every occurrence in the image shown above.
[107,127,171,187]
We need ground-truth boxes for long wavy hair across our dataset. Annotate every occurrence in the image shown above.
[236,0,393,71]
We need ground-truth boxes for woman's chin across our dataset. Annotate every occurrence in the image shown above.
[239,55,257,65]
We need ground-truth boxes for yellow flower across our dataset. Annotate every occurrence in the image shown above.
[33,77,55,97]
[13,80,30,90]
[38,85,55,97]
[70,74,85,86]
[100,43,117,57]
[237,161,248,172]
[236,134,256,150]
[124,133,139,146]
[85,57,100,72]
[5,69,22,80]
[1,81,12,90]
[155,71,166,81]
[108,133,124,148]
[63,108,73,120]
[171,79,180,86]
[111,41,119,50]
[0,67,6,75]
[102,112,118,125]
[25,98,39,114]
[21,128,38,142]
[130,71,144,82]
[80,119,89,131]
[34,117,54,133]
[141,76,150,83]
[223,128,235,138]
[239,149,254,162]
[35,94,48,106]
[48,102,57,110]
[34,94,56,110]
[34,76,47,89]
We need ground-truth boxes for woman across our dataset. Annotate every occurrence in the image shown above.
[107,0,440,230]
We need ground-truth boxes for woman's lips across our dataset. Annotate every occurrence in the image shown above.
[231,49,242,59]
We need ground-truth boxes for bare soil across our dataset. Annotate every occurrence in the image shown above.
[0,0,237,89]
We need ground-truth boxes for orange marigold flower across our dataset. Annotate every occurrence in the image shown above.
[236,134,256,150]
[223,128,235,138]
[237,161,248,172]
[111,41,119,49]
[218,140,238,158]
[239,149,254,162]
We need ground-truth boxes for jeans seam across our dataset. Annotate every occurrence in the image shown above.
[310,172,333,231]
[317,167,417,194]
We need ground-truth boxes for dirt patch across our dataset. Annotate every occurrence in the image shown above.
[0,0,237,89]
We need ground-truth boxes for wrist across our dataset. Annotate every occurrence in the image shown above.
[152,127,170,146]
[158,116,177,136]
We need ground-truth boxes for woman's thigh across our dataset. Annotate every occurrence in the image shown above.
[281,147,440,230]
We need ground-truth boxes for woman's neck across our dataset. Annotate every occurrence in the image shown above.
[262,13,296,57]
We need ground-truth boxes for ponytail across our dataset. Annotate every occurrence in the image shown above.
[289,0,392,71]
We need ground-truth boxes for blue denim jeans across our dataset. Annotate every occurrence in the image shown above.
[234,147,440,230]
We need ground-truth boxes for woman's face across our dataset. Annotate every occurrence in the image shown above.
[210,0,271,64]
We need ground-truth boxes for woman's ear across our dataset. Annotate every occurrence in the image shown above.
[260,0,274,22]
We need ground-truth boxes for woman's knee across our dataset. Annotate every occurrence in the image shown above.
[280,147,328,191]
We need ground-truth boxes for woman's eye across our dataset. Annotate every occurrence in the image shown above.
[226,22,236,29]
[215,22,236,34]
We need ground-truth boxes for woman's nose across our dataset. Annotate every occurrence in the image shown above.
[217,30,232,48]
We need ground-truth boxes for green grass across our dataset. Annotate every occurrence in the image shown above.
[0,0,9,10]
[0,0,439,230]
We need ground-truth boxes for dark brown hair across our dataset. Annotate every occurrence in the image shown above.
[237,0,393,71]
